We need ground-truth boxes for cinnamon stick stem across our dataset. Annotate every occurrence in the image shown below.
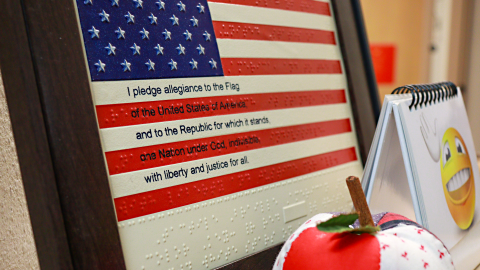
[346,176,374,227]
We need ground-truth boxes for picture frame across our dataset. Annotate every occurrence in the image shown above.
[0,0,379,269]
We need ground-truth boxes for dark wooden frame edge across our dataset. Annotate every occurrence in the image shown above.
[332,0,379,165]
[0,0,378,269]
[18,0,128,268]
[0,0,74,269]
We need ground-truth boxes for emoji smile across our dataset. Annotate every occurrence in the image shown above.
[446,168,471,192]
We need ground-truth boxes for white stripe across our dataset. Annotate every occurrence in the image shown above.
[118,162,361,270]
[91,74,346,105]
[216,39,340,60]
[101,104,352,152]
[209,2,335,31]
[109,132,358,198]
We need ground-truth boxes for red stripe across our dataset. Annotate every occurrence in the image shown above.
[106,119,352,175]
[207,0,331,16]
[213,21,336,44]
[114,147,357,221]
[96,90,346,129]
[221,59,342,76]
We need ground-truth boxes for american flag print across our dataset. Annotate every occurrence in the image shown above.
[75,1,364,269]
[80,0,358,223]
[76,0,223,80]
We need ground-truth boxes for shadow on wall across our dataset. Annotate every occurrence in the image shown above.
[0,71,40,270]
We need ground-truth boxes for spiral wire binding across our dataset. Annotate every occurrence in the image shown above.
[391,81,458,110]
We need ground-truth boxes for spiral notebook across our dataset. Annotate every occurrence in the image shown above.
[362,82,480,250]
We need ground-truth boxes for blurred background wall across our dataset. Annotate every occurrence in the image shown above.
[361,0,480,155]
[465,0,480,156]
[361,0,433,99]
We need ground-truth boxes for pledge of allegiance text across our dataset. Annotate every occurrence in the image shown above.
[127,82,240,98]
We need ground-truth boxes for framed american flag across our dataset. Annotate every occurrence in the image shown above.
[0,0,379,269]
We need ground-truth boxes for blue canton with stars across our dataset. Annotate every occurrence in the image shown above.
[76,0,223,81]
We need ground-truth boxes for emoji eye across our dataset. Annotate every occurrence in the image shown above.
[455,137,466,154]
[443,142,451,166]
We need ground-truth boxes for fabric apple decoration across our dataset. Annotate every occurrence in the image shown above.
[273,176,454,270]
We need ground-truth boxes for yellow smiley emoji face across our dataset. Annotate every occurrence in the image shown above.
[440,128,475,229]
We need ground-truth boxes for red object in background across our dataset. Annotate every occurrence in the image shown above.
[370,44,396,84]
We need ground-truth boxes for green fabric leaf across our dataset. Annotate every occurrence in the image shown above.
[349,225,380,234]
[316,213,358,232]
[316,213,380,234]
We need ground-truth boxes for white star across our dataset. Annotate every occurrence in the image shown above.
[148,13,158,24]
[209,58,217,69]
[162,29,171,40]
[190,16,198,27]
[125,12,135,24]
[121,59,131,72]
[130,43,141,55]
[145,59,155,71]
[84,0,93,5]
[140,28,149,39]
[196,44,205,55]
[99,10,110,22]
[197,3,205,13]
[94,60,106,72]
[133,0,143,8]
[168,59,178,70]
[177,1,186,12]
[156,0,165,10]
[183,30,192,41]
[115,27,125,39]
[111,0,119,7]
[203,31,211,41]
[189,58,198,70]
[88,26,100,39]
[154,44,164,55]
[176,44,186,55]
[170,14,179,26]
[105,43,116,55]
